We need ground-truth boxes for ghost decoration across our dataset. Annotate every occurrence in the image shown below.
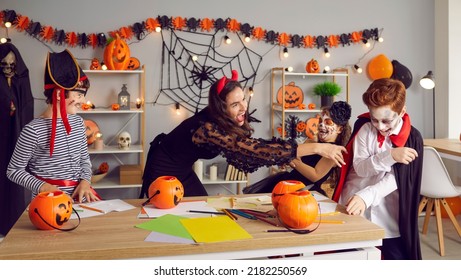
[391,60,413,89]
[118,131,131,149]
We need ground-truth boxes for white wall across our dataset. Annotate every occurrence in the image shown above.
[1,0,436,186]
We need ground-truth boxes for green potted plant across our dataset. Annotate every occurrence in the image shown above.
[313,81,342,107]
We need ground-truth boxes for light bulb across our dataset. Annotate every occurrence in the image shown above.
[101,63,108,71]
[4,22,11,28]
[249,87,254,97]
[323,66,330,73]
[224,35,231,44]
[192,55,198,61]
[0,37,7,44]
[155,26,161,32]
[324,48,330,58]
[285,66,294,72]
[175,103,181,115]
[354,64,363,74]
[378,36,384,43]
[283,47,289,58]
[244,35,251,43]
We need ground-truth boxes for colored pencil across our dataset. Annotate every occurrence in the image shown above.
[222,208,237,220]
[187,210,226,215]
[313,219,345,224]
[253,215,279,227]
[78,204,105,214]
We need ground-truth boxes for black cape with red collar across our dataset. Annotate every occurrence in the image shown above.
[332,113,423,260]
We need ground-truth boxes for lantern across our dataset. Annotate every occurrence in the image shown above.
[272,180,306,209]
[277,190,319,229]
[147,176,184,209]
[118,84,130,110]
[28,191,73,230]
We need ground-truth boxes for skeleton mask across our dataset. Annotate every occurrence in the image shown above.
[118,131,131,149]
[1,51,16,78]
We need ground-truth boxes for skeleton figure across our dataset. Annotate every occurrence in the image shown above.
[1,51,16,79]
[118,131,131,149]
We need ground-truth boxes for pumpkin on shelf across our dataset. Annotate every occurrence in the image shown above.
[103,33,131,70]
[127,57,140,70]
[305,59,320,73]
[298,103,306,110]
[308,103,316,110]
[111,103,120,111]
[276,81,304,108]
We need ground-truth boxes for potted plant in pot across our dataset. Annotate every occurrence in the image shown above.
[313,81,342,107]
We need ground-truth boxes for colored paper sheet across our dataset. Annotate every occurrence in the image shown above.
[180,216,253,243]
[144,231,195,244]
[135,214,193,240]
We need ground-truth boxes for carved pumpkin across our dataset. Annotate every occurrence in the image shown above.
[148,176,185,209]
[308,103,316,110]
[305,115,320,140]
[111,103,120,110]
[103,33,131,70]
[298,103,306,110]
[306,59,320,73]
[276,81,304,108]
[296,121,306,132]
[272,180,306,209]
[127,57,140,70]
[277,190,319,229]
[90,58,101,70]
[84,119,100,145]
[29,191,73,230]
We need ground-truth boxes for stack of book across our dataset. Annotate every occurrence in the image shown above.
[224,164,247,181]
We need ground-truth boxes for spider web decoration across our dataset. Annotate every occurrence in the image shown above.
[156,29,263,114]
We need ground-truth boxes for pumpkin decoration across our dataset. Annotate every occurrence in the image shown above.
[308,103,316,110]
[306,59,320,73]
[28,191,73,230]
[127,57,140,70]
[111,103,120,111]
[103,33,131,70]
[305,115,320,140]
[148,176,185,209]
[277,190,319,229]
[276,81,304,108]
[298,103,306,110]
[89,58,101,70]
[272,180,306,209]
[296,121,306,133]
[367,54,393,80]
[84,119,100,145]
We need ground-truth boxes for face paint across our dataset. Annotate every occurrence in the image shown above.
[318,111,341,143]
[369,105,401,137]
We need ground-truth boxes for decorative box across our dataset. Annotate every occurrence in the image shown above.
[119,164,143,185]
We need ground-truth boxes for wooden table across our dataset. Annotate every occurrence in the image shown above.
[0,196,384,260]
[424,138,461,162]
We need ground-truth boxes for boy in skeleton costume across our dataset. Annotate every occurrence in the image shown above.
[0,43,34,235]
[7,49,100,203]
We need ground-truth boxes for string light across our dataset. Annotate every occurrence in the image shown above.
[155,26,162,32]
[378,36,384,43]
[175,102,181,115]
[284,66,294,72]
[282,47,289,58]
[244,35,251,43]
[224,35,231,44]
[192,55,198,61]
[323,66,330,73]
[101,62,108,71]
[1,21,11,43]
[249,87,254,97]
[354,64,363,74]
[323,47,330,58]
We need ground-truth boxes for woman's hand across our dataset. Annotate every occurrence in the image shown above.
[316,143,346,167]
[72,180,100,203]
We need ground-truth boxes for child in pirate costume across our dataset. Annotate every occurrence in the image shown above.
[332,78,423,260]
[7,49,100,203]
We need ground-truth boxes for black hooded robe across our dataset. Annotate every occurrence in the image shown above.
[0,43,34,236]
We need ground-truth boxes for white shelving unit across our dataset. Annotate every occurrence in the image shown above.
[270,67,349,140]
[78,66,145,193]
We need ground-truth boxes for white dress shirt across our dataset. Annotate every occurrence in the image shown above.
[339,118,403,238]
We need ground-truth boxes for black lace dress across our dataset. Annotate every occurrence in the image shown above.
[140,107,297,197]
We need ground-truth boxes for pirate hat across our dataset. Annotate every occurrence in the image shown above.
[44,49,88,93]
[44,49,89,156]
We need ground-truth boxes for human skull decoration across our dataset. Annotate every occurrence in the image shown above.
[118,131,131,149]
[1,51,16,78]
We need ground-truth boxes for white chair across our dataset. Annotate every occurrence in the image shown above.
[418,146,461,256]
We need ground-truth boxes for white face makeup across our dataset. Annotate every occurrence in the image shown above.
[318,111,342,143]
[369,105,404,137]
[65,91,86,115]
[225,87,248,126]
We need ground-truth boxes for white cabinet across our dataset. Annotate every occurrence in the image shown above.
[270,67,349,141]
[78,66,145,194]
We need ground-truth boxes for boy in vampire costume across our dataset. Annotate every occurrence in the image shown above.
[332,78,423,260]
[0,43,34,236]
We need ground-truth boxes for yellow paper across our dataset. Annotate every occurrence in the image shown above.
[180,216,252,243]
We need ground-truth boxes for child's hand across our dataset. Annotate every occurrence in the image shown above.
[39,183,59,193]
[73,180,100,203]
[346,195,366,216]
[391,147,418,164]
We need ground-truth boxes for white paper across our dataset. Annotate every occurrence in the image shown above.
[143,200,219,218]
[70,199,135,219]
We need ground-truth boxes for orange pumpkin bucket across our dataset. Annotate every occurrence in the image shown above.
[271,180,306,209]
[146,176,185,209]
[28,191,77,230]
[277,190,319,229]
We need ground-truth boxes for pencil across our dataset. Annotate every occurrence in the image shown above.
[313,219,345,224]
[78,204,105,214]
[318,211,341,217]
[229,209,256,219]
[254,215,279,227]
[187,210,226,215]
[222,208,237,220]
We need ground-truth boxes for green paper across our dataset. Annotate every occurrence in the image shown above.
[136,214,193,240]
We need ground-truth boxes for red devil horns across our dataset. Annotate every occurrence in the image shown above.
[216,70,239,95]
